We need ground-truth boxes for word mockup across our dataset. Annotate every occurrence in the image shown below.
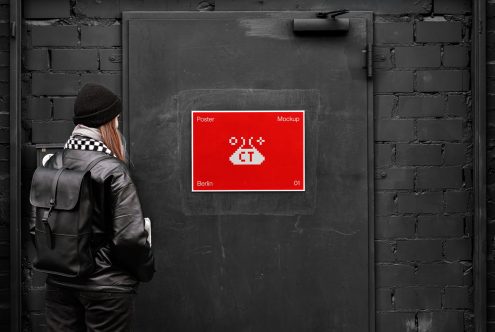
[192,111,305,191]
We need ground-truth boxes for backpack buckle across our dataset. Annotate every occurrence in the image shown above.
[47,198,55,215]
[41,198,56,249]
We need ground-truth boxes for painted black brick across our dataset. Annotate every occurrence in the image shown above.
[443,287,471,309]
[376,312,416,332]
[417,263,465,285]
[444,144,467,166]
[398,95,444,118]
[376,192,396,216]
[76,0,198,18]
[373,47,392,69]
[74,0,120,18]
[434,0,471,14]
[80,26,121,47]
[374,22,414,44]
[417,119,464,141]
[81,73,121,96]
[375,144,393,168]
[375,168,414,190]
[31,73,79,96]
[396,143,442,166]
[375,71,414,93]
[0,68,8,84]
[375,240,396,262]
[447,94,468,117]
[0,23,9,38]
[397,192,443,213]
[445,238,472,261]
[488,33,495,62]
[416,166,463,189]
[0,99,8,114]
[23,49,49,71]
[395,46,441,68]
[30,26,78,47]
[31,121,73,144]
[25,97,51,120]
[51,49,99,71]
[0,6,8,21]
[376,264,416,287]
[24,0,70,18]
[417,215,464,238]
[443,46,470,68]
[0,128,8,144]
[464,166,473,189]
[416,21,463,43]
[99,49,122,71]
[396,239,443,261]
[394,287,442,309]
[374,95,395,119]
[0,178,8,197]
[416,70,470,92]
[376,288,393,311]
[0,145,7,160]
[0,160,7,173]
[445,191,469,213]
[53,97,75,120]
[217,0,432,13]
[417,311,464,332]
[376,216,416,239]
[0,51,8,67]
[0,37,9,52]
[376,119,415,141]
[488,4,495,318]
[0,113,7,128]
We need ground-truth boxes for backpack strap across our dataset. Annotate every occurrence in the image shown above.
[43,167,64,249]
[85,155,111,172]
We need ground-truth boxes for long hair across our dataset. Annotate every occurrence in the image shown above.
[99,118,126,161]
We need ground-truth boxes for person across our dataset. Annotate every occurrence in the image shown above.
[38,83,155,331]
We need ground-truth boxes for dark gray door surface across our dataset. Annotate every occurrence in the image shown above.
[123,11,373,332]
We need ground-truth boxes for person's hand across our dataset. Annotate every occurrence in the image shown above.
[144,217,151,246]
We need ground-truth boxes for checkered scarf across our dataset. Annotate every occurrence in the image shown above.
[64,135,116,157]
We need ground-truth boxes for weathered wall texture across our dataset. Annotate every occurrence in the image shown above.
[487,1,495,331]
[20,0,473,331]
[0,0,8,330]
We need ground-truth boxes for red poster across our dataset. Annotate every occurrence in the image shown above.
[192,111,305,192]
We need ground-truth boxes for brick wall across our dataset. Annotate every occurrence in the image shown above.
[374,13,473,331]
[20,1,474,331]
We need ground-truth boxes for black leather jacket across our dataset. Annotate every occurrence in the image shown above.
[31,148,155,293]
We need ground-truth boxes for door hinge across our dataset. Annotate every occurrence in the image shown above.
[10,21,15,38]
[362,44,372,78]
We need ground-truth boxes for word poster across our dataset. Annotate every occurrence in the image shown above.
[192,110,305,192]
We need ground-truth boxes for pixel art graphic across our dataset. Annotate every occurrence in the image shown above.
[192,111,305,191]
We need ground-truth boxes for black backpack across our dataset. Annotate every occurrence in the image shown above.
[29,153,109,277]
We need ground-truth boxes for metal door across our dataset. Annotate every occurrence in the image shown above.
[123,11,373,332]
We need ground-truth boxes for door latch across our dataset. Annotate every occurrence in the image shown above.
[362,44,373,78]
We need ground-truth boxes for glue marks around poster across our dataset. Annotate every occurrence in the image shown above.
[191,110,305,192]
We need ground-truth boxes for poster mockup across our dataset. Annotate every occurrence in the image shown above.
[192,111,305,192]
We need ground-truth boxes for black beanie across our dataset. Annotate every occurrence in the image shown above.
[73,83,122,127]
